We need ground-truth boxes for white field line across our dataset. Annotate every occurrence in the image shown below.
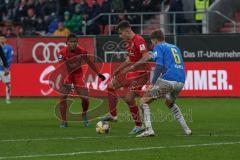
[0,141,240,160]
[0,136,129,142]
[2,134,240,143]
[176,134,240,137]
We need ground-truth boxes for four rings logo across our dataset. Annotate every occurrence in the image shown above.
[32,42,66,63]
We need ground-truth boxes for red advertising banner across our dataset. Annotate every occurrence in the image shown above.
[18,37,95,63]
[0,62,240,97]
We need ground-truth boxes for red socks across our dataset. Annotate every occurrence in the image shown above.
[59,98,67,122]
[107,87,118,117]
[127,101,142,127]
[81,98,89,116]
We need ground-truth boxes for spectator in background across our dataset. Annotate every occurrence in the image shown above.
[35,0,46,17]
[42,0,59,26]
[53,21,70,36]
[68,4,83,34]
[142,0,151,11]
[83,13,100,35]
[194,0,210,33]
[111,0,124,13]
[0,26,3,35]
[21,7,43,35]
[66,0,76,14]
[169,0,185,34]
[89,0,101,19]
[0,0,6,21]
[47,16,59,34]
[0,0,15,21]
[63,11,72,31]
[111,0,124,25]
[100,0,112,34]
[14,0,28,23]
[5,28,16,37]
[26,0,35,9]
[15,25,24,36]
[124,0,141,30]
[79,0,89,14]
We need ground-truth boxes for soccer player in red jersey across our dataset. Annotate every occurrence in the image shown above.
[102,20,150,134]
[57,33,105,128]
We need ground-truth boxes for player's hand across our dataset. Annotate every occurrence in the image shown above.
[4,68,9,76]
[98,73,106,81]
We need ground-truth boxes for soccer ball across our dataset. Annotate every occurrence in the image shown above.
[96,121,110,134]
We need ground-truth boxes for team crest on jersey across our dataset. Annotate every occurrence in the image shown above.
[139,44,146,51]
[149,51,157,58]
[58,54,63,61]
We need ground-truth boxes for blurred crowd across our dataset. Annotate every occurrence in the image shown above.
[0,0,160,37]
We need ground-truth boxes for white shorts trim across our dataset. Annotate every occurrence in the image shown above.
[0,71,11,83]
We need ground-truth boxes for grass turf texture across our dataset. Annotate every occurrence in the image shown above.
[0,98,240,160]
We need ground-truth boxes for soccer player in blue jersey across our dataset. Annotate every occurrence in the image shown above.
[0,36,13,104]
[128,29,192,137]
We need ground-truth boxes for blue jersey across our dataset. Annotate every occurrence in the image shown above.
[151,42,185,83]
[0,44,14,71]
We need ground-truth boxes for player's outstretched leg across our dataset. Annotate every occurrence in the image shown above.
[59,95,68,128]
[81,97,89,127]
[136,103,155,137]
[101,85,118,122]
[136,93,155,137]
[166,100,192,135]
[124,92,144,134]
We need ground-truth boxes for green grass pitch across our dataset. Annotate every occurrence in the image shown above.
[0,98,240,160]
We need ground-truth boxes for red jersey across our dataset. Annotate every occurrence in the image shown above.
[58,45,87,75]
[126,34,148,62]
[125,34,148,79]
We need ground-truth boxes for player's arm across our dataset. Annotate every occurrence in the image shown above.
[125,52,152,72]
[83,54,106,81]
[123,40,149,73]
[151,64,164,85]
[7,46,14,68]
[150,49,165,85]
[113,57,131,76]
[0,46,8,68]
[0,46,9,76]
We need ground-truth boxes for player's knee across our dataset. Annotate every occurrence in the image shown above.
[107,84,115,91]
[165,100,174,108]
[124,97,134,105]
[140,97,148,104]
[81,97,89,102]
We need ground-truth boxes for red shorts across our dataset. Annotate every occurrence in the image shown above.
[64,73,84,87]
[116,71,149,91]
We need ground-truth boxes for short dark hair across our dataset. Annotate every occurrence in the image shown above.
[116,20,131,32]
[150,29,165,41]
[67,33,77,41]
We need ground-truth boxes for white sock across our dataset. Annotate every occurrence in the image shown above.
[6,84,11,101]
[141,103,153,131]
[170,104,189,131]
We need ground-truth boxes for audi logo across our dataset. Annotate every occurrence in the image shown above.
[32,42,66,63]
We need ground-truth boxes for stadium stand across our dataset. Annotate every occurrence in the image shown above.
[0,0,239,36]
[0,0,161,36]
